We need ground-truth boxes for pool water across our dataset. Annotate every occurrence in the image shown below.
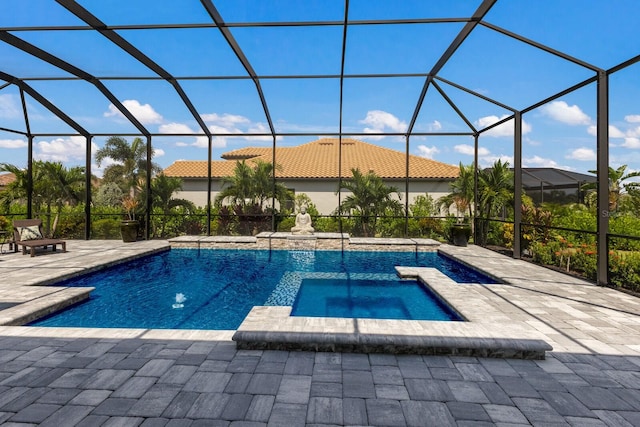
[30,249,492,330]
[292,278,461,321]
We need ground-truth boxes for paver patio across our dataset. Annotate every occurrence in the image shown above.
[0,240,638,425]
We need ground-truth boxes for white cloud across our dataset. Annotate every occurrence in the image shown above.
[587,124,625,138]
[36,136,98,162]
[622,137,640,149]
[522,155,560,168]
[415,145,439,159]
[104,99,163,125]
[0,138,28,149]
[246,122,273,142]
[540,100,591,126]
[454,144,490,156]
[157,122,227,149]
[359,110,407,140]
[202,113,250,127]
[0,94,20,118]
[609,125,626,138]
[159,122,195,134]
[154,148,165,158]
[625,114,640,123]
[478,154,514,169]
[427,120,442,131]
[475,115,532,137]
[566,147,596,161]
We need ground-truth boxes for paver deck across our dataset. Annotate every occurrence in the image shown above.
[0,239,638,425]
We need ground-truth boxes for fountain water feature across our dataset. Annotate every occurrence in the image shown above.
[172,293,187,309]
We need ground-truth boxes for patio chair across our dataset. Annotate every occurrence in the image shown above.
[13,219,66,257]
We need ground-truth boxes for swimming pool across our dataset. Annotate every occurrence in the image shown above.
[30,249,493,330]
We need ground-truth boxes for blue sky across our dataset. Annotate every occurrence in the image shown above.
[0,0,639,179]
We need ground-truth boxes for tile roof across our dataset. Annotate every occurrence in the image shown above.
[0,173,16,187]
[163,138,459,180]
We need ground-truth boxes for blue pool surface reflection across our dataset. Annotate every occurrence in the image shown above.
[30,249,493,330]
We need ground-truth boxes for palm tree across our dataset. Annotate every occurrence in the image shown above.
[439,162,473,219]
[215,160,256,209]
[40,161,85,236]
[147,174,195,237]
[0,163,28,212]
[215,160,293,234]
[337,168,403,237]
[0,161,85,236]
[582,164,640,212]
[95,136,160,198]
[215,160,291,211]
[476,159,514,245]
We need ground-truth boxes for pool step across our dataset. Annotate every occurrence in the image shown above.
[232,306,553,360]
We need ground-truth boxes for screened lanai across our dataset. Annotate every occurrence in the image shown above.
[1,0,639,287]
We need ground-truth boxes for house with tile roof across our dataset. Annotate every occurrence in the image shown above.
[163,138,459,214]
[0,173,16,192]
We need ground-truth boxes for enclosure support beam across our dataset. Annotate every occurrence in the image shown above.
[85,135,92,240]
[207,135,212,236]
[27,135,33,220]
[404,135,410,237]
[473,135,479,244]
[596,71,609,286]
[145,136,153,241]
[513,112,523,259]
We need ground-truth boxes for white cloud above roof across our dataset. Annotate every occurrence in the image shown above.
[567,147,596,161]
[540,101,591,126]
[454,144,490,156]
[523,155,560,168]
[415,145,439,159]
[587,124,625,138]
[36,136,97,163]
[359,110,407,140]
[475,115,532,137]
[104,99,164,125]
[202,113,250,127]
[621,137,640,149]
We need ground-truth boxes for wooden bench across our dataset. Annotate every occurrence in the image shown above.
[13,219,67,257]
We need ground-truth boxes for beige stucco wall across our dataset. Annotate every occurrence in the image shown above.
[173,178,453,215]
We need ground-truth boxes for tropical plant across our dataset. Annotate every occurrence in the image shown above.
[439,162,473,219]
[215,159,292,212]
[93,182,124,207]
[122,196,139,221]
[0,161,85,236]
[146,174,195,237]
[476,159,514,245]
[408,194,444,239]
[95,136,161,198]
[41,161,85,235]
[582,164,640,213]
[336,168,403,237]
[0,162,28,212]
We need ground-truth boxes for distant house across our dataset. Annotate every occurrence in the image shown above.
[519,168,596,205]
[0,173,16,193]
[163,138,460,214]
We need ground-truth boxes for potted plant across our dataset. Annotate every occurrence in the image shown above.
[450,219,471,247]
[120,196,139,242]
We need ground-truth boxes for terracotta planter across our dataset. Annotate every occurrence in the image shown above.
[120,220,139,242]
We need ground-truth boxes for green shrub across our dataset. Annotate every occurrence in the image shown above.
[609,251,640,292]
[92,218,121,239]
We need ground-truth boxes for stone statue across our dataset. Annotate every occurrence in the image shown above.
[291,206,314,235]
